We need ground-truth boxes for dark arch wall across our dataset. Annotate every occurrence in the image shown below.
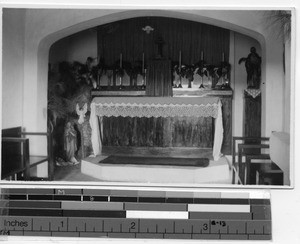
[97,17,230,66]
[50,16,230,68]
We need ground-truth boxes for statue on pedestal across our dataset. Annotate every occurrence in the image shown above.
[238,47,261,89]
[64,121,79,165]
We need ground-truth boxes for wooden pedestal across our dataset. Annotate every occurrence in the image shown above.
[243,91,261,154]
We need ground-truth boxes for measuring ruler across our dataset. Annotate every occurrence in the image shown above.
[0,188,271,240]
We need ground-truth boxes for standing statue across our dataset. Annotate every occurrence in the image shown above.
[64,121,79,165]
[82,57,97,89]
[76,103,88,125]
[238,47,262,89]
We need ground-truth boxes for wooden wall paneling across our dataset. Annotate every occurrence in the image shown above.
[244,92,261,137]
[163,117,173,147]
[243,91,262,154]
[102,116,213,148]
[219,96,233,155]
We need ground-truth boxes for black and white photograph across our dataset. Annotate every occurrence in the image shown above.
[1,1,300,243]
[1,7,293,187]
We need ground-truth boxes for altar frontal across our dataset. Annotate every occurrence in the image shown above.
[90,96,223,161]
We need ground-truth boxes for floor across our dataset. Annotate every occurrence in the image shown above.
[54,163,99,181]
[54,148,217,182]
[54,156,233,184]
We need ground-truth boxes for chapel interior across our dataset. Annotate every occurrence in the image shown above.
[1,9,292,186]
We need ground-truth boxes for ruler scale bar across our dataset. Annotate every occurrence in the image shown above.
[1,195,270,204]
[0,216,272,239]
[188,204,251,212]
[124,202,187,211]
[126,211,189,219]
[61,201,124,210]
[0,188,271,240]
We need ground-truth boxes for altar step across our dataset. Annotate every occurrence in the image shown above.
[81,156,231,184]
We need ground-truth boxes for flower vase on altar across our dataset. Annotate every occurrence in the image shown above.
[199,76,204,89]
[118,53,124,89]
[173,77,178,88]
[177,51,183,88]
[207,76,212,89]
[198,51,205,89]
[119,76,124,89]
[133,77,138,89]
[106,70,113,89]
[178,75,183,88]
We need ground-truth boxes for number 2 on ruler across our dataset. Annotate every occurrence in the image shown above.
[130,222,136,230]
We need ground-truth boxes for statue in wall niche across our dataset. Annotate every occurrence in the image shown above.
[81,57,98,89]
[77,111,93,158]
[64,121,79,165]
[238,47,262,89]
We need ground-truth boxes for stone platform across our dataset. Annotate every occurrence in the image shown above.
[81,155,231,184]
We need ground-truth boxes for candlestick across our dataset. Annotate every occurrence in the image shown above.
[201,51,203,60]
[179,51,182,68]
[142,68,147,90]
[120,53,122,68]
[222,52,225,62]
[142,52,145,71]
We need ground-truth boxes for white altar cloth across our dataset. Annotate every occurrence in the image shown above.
[90,97,223,161]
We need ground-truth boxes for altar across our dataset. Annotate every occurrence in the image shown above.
[89,96,224,161]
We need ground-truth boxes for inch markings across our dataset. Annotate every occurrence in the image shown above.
[0,188,271,240]
[0,216,271,240]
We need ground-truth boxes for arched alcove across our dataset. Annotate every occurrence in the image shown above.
[47,14,263,151]
[22,9,287,179]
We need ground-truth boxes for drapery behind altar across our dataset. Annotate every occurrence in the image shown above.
[97,17,230,66]
[146,59,173,97]
[90,97,223,161]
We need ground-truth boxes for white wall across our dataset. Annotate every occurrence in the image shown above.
[284,39,291,133]
[49,28,97,68]
[2,9,25,129]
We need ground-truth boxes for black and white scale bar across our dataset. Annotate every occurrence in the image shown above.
[0,189,271,240]
[1,194,270,205]
[0,216,271,239]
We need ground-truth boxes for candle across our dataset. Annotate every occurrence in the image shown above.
[201,51,203,60]
[120,53,122,68]
[179,51,182,68]
[142,52,145,71]
[222,52,225,62]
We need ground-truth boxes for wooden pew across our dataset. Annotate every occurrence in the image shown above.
[1,127,54,181]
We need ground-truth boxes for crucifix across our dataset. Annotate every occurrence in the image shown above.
[155,35,165,59]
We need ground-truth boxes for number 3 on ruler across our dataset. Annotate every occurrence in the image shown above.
[202,223,208,230]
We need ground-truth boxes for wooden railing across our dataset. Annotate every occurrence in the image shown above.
[1,127,54,181]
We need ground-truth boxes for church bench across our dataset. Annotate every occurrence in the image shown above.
[1,127,54,181]
[231,136,283,185]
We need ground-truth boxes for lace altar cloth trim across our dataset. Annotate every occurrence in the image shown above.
[245,89,261,98]
[90,96,223,160]
[92,97,220,118]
